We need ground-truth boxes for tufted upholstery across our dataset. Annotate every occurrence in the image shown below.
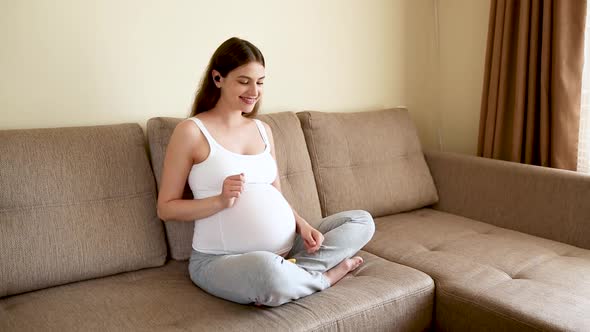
[297,109,439,218]
[0,124,167,298]
[147,113,322,260]
[364,208,590,331]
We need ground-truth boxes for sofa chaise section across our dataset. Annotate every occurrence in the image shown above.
[366,209,590,331]
[298,108,590,331]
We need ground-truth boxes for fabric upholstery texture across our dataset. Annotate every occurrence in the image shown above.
[147,113,322,260]
[147,117,195,260]
[364,208,590,331]
[425,151,590,250]
[0,124,167,298]
[0,251,434,332]
[297,109,438,218]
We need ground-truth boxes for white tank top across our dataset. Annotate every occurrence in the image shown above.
[187,117,296,255]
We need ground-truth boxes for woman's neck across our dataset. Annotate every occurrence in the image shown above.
[205,105,247,129]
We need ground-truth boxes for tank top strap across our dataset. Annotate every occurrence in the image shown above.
[188,118,217,152]
[253,119,270,149]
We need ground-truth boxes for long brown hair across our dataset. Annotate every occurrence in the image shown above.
[189,37,265,118]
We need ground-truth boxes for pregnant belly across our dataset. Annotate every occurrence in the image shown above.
[197,185,296,255]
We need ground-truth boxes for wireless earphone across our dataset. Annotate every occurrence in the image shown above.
[214,76,221,82]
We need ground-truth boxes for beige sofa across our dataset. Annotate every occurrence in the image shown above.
[1,109,589,331]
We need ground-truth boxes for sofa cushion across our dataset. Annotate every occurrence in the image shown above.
[0,251,434,332]
[297,109,438,218]
[147,113,322,260]
[147,117,196,261]
[0,124,167,298]
[364,208,590,331]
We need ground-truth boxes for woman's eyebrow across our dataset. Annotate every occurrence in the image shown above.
[237,75,265,80]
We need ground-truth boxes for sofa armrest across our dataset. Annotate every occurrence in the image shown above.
[424,150,590,250]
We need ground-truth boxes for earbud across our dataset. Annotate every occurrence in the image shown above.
[214,76,220,82]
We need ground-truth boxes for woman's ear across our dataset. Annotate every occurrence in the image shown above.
[212,70,222,87]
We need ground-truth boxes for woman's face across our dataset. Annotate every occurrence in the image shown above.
[216,61,265,114]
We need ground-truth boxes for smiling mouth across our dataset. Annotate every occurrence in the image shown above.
[240,96,257,105]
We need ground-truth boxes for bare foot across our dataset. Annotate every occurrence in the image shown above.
[323,256,364,286]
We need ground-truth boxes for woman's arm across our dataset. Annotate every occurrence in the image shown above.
[157,120,226,222]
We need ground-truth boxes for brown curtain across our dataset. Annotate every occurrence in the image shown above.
[478,0,587,170]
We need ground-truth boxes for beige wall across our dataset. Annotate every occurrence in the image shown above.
[404,0,490,154]
[403,0,440,152]
[1,0,489,155]
[438,0,490,154]
[0,0,403,130]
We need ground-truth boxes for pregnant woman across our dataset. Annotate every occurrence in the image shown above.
[157,37,375,307]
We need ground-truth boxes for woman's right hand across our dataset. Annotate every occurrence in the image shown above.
[218,173,245,208]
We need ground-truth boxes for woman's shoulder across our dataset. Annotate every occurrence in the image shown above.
[253,118,272,131]
[255,119,273,140]
[170,118,206,146]
[177,117,201,132]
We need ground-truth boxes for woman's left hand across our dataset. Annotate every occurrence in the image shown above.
[300,224,324,254]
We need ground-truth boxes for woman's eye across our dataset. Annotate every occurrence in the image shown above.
[257,82,264,86]
[239,81,249,85]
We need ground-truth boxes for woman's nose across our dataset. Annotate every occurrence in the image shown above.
[248,82,259,96]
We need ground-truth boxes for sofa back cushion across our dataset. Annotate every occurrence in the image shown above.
[147,112,322,260]
[147,117,194,261]
[0,124,167,298]
[297,109,438,218]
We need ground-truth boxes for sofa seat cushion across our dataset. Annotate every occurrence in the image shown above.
[364,208,590,331]
[0,251,434,332]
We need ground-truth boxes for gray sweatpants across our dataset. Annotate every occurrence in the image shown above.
[188,210,375,307]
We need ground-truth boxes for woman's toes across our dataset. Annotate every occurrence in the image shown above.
[349,256,364,271]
